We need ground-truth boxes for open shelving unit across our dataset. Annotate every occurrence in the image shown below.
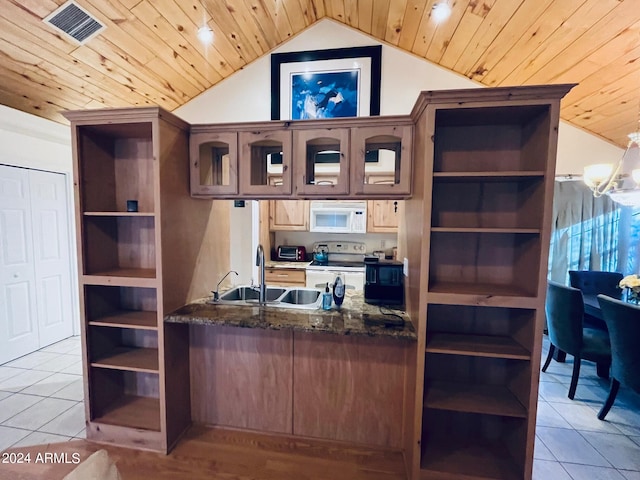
[405,85,573,480]
[89,368,161,432]
[65,107,198,453]
[420,408,527,480]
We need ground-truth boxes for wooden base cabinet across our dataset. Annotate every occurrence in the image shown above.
[405,85,574,480]
[65,107,205,453]
[188,325,409,449]
[265,268,306,286]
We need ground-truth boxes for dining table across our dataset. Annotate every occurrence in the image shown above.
[582,293,604,321]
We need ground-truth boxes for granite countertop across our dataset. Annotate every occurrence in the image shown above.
[165,291,416,340]
[264,260,311,269]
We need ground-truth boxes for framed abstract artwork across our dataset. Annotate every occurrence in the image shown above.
[271,45,382,121]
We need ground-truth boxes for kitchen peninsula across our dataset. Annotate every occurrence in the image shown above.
[64,83,572,480]
[166,291,415,339]
[164,291,414,449]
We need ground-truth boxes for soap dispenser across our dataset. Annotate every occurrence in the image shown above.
[322,282,332,310]
[332,273,345,308]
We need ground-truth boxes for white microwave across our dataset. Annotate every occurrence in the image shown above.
[309,201,367,234]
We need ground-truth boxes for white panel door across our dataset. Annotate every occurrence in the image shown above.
[0,165,39,363]
[29,169,73,347]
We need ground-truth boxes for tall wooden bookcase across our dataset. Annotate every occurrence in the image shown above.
[64,107,204,453]
[403,84,574,480]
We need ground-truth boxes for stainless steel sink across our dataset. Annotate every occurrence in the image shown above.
[212,286,322,310]
[279,289,321,305]
[218,286,285,302]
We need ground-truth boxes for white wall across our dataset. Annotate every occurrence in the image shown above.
[0,17,619,306]
[228,200,255,284]
[176,18,625,276]
[0,105,72,173]
[275,231,397,256]
[176,18,626,275]
[176,18,624,174]
[0,105,80,335]
[556,122,622,176]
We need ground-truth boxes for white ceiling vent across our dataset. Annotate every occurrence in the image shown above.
[43,1,105,44]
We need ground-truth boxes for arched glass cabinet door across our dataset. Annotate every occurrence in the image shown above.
[350,124,413,197]
[239,130,292,196]
[293,128,350,196]
[190,130,238,196]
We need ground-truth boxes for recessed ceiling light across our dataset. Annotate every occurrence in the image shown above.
[432,3,452,23]
[197,26,214,44]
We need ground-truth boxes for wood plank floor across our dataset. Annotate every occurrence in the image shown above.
[0,425,407,480]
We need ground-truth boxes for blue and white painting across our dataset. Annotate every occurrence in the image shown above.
[290,70,360,120]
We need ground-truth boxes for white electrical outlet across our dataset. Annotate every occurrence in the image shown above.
[403,257,409,276]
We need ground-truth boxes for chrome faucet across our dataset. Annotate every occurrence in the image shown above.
[213,270,238,301]
[256,244,266,303]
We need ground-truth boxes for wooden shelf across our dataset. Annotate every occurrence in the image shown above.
[425,381,527,418]
[428,231,541,298]
[431,175,545,231]
[421,438,521,480]
[431,227,540,234]
[91,347,159,373]
[426,333,530,360]
[87,268,156,279]
[432,171,545,179]
[428,281,533,298]
[89,310,158,330]
[93,395,161,432]
[84,211,155,217]
[83,269,157,288]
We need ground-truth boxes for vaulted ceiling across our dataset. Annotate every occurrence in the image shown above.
[1,0,639,148]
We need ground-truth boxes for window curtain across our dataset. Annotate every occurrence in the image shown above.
[618,207,640,275]
[548,180,620,284]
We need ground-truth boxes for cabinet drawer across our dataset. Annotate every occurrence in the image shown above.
[265,268,306,286]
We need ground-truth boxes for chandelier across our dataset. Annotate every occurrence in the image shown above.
[583,131,640,206]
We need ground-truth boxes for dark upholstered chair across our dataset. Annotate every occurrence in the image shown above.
[569,270,623,299]
[596,295,640,420]
[569,270,623,331]
[543,281,612,399]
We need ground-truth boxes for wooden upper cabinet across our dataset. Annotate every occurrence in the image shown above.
[239,130,292,196]
[190,130,238,196]
[367,200,400,233]
[351,124,413,197]
[293,128,350,196]
[189,119,414,199]
[270,200,309,231]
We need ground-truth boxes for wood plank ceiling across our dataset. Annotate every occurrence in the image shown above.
[1,0,639,148]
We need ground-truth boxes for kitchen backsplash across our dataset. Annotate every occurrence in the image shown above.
[273,231,397,258]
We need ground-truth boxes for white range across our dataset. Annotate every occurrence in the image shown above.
[305,241,367,291]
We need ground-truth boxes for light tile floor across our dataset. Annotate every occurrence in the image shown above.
[534,335,640,480]
[0,335,638,480]
[0,336,85,452]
